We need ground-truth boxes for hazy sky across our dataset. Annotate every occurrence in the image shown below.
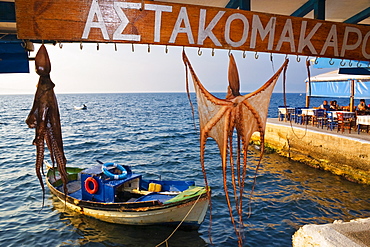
[0,43,334,95]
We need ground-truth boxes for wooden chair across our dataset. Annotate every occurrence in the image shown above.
[326,111,337,131]
[312,109,327,128]
[337,112,353,133]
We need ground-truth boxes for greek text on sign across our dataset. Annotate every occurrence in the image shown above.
[15,0,370,61]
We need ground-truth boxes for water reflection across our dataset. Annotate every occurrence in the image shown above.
[50,196,207,247]
[246,152,370,227]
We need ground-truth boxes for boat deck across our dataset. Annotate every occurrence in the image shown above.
[268,118,370,143]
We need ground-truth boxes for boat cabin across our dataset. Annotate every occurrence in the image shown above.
[67,165,196,204]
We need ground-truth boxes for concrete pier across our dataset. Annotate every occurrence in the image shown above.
[292,218,370,247]
[252,118,370,184]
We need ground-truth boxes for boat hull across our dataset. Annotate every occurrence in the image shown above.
[46,167,209,229]
[52,192,209,227]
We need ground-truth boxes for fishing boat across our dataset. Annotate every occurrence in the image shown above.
[46,162,209,229]
[74,104,87,110]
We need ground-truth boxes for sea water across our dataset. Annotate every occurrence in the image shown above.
[0,93,369,247]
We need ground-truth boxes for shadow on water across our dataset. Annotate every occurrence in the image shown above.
[50,196,207,247]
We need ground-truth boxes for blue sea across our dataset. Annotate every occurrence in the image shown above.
[1,93,369,247]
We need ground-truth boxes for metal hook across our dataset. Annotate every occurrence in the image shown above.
[255,51,259,59]
[165,45,168,53]
[242,51,246,58]
[349,60,353,67]
[58,42,63,49]
[228,49,231,56]
[198,47,202,56]
[80,42,83,50]
[357,61,362,67]
[340,59,346,66]
[329,58,334,65]
[97,43,99,51]
[285,54,288,60]
[147,44,150,53]
[132,43,134,52]
[314,57,319,64]
[296,55,301,62]
[140,0,145,11]
[306,56,310,62]
[211,48,215,56]
[270,53,273,62]
[114,43,117,51]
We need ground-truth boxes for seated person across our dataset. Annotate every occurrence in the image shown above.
[358,99,368,111]
[319,100,330,111]
[329,100,339,110]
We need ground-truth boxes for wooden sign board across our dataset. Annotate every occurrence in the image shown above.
[15,0,370,61]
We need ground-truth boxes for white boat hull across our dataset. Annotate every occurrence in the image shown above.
[55,194,209,226]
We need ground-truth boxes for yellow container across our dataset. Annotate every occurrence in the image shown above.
[148,183,162,192]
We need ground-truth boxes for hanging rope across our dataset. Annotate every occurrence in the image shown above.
[155,193,203,247]
[286,59,310,140]
[184,53,213,245]
[270,53,275,72]
[283,60,288,108]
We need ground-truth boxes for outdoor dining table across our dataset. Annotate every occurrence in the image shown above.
[357,115,370,134]
[301,108,317,116]
[278,107,295,121]
[300,108,317,125]
[331,111,355,119]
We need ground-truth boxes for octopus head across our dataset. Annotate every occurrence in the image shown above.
[35,44,51,76]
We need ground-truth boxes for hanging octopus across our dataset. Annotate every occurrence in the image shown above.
[26,44,68,206]
[183,51,288,246]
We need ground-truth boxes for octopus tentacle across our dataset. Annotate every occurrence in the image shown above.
[35,130,46,207]
[26,44,68,207]
[183,51,288,247]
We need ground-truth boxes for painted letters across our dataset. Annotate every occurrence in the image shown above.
[82,0,109,40]
[145,4,173,42]
[250,15,276,50]
[225,13,249,47]
[341,26,362,57]
[275,19,295,52]
[197,9,225,46]
[18,0,369,61]
[169,7,194,44]
[298,21,322,54]
[113,2,141,41]
[320,25,338,56]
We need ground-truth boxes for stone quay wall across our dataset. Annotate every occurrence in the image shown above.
[251,122,370,184]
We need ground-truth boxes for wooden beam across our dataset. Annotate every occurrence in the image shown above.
[344,7,370,24]
[239,0,251,11]
[15,0,370,61]
[225,0,239,9]
[291,0,314,18]
[0,2,16,22]
[313,0,325,20]
[225,0,250,11]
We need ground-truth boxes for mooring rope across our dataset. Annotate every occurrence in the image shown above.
[285,59,312,140]
[155,193,203,247]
